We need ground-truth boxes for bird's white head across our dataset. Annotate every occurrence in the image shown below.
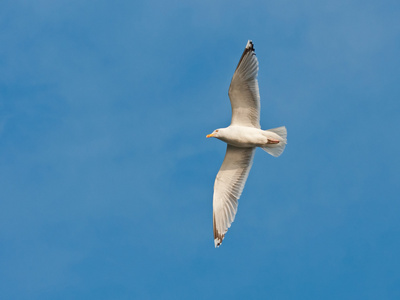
[206,129,221,138]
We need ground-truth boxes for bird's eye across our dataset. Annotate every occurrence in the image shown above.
[215,130,219,132]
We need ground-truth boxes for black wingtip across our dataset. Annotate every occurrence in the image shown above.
[246,40,255,51]
[213,213,225,248]
[235,40,256,70]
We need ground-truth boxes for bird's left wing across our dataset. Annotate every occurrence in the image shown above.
[228,40,260,128]
[213,145,255,247]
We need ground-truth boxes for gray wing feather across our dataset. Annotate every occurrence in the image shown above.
[213,145,255,247]
[228,40,261,129]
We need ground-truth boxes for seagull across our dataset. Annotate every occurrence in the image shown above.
[206,40,287,247]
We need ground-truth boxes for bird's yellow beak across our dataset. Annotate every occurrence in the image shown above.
[206,134,214,138]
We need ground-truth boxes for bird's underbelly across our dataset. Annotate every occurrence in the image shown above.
[220,128,268,148]
[226,138,265,148]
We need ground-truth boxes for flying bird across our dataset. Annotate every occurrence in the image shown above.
[207,40,287,247]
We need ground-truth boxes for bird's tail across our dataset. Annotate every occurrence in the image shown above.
[261,126,287,157]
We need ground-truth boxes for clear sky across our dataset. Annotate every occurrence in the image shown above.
[1,0,400,299]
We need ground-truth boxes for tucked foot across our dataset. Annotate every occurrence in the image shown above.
[267,139,280,144]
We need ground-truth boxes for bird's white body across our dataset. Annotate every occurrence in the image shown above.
[207,40,287,247]
[213,126,285,148]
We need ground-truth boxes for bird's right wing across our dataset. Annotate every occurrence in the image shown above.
[228,40,261,129]
[213,145,255,247]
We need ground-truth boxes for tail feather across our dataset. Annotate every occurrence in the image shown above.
[268,126,287,140]
[261,126,287,157]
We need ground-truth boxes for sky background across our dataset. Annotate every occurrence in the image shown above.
[1,0,400,299]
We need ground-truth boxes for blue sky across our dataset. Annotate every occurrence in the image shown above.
[1,0,400,299]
